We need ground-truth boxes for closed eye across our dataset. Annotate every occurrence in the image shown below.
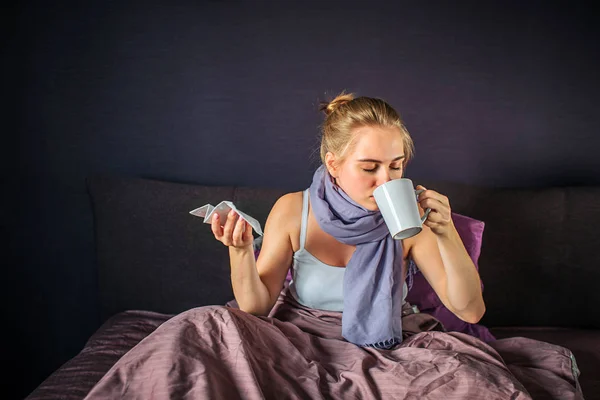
[362,166,402,173]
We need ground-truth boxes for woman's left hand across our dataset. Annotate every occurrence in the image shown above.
[416,185,454,237]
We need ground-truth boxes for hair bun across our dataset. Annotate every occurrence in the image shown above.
[320,92,355,116]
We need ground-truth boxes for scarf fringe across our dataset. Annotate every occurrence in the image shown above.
[361,337,401,350]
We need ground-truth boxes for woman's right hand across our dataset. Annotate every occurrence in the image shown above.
[211,209,254,249]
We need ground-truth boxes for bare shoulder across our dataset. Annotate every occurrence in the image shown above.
[270,191,302,216]
[265,192,302,235]
[257,191,303,268]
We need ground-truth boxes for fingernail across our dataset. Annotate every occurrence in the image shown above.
[213,213,218,220]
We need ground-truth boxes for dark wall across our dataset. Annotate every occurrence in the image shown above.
[6,1,598,397]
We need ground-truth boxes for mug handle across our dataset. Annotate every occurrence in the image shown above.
[415,189,432,223]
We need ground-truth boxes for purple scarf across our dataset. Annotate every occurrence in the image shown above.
[309,165,405,348]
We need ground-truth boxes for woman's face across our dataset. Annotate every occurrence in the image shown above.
[326,125,406,211]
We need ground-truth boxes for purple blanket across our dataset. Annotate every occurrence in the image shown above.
[84,289,583,399]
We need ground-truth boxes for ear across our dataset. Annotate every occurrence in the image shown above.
[325,152,339,178]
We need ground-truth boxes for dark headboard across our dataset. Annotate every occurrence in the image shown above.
[88,176,286,321]
[88,176,600,328]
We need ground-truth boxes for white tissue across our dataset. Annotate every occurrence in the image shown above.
[189,201,263,236]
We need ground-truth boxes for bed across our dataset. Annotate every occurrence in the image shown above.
[26,176,599,399]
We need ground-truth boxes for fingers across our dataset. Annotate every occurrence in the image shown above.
[212,210,253,247]
[416,185,451,222]
[232,215,248,246]
[242,219,254,242]
[211,213,224,240]
[416,185,449,207]
[419,199,451,221]
[423,209,451,224]
[222,210,238,243]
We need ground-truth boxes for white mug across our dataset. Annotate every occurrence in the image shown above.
[373,179,431,240]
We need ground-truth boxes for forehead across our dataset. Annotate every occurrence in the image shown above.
[350,126,404,160]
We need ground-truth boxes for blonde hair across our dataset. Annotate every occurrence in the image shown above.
[319,91,415,167]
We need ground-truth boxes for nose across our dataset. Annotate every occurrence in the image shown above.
[375,168,392,187]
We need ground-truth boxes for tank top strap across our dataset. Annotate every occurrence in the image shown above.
[299,189,310,251]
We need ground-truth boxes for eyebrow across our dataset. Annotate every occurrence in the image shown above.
[356,155,406,163]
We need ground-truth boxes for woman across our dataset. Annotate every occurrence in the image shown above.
[212,92,485,348]
[85,93,580,399]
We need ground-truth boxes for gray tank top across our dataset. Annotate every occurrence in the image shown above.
[288,190,407,311]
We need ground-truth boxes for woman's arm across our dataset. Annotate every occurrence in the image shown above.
[406,186,485,323]
[212,192,298,316]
